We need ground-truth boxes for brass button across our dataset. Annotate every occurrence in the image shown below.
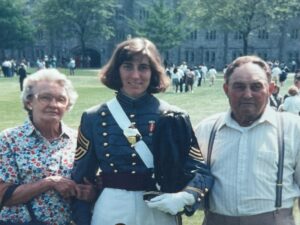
[204,188,209,192]
[129,114,135,118]
[114,169,118,173]
[132,162,136,166]
[110,163,114,167]
[105,153,110,157]
[200,193,205,197]
[102,132,108,137]
[102,122,107,126]
[131,171,136,174]
[197,197,201,202]
[101,111,106,116]
[103,142,108,147]
[131,153,136,157]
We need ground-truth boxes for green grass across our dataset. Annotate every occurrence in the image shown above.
[0,69,299,224]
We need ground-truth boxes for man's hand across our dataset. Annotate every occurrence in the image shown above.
[146,191,195,215]
[75,177,98,202]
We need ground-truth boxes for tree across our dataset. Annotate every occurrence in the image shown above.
[127,0,191,55]
[35,0,118,59]
[0,0,34,54]
[268,0,300,60]
[183,0,300,58]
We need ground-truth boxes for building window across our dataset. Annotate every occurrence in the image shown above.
[185,50,189,62]
[184,49,195,63]
[234,31,242,40]
[35,49,45,60]
[257,52,268,60]
[165,51,169,61]
[190,30,197,40]
[291,29,299,39]
[116,31,125,41]
[232,51,242,61]
[139,8,148,20]
[205,51,209,63]
[258,29,269,39]
[205,30,216,40]
[288,51,299,63]
[37,29,44,40]
[205,50,216,64]
[116,9,125,20]
[211,52,215,63]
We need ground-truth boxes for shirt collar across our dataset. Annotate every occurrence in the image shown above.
[220,105,278,131]
[23,118,72,139]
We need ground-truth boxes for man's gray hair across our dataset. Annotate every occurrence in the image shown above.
[21,68,78,112]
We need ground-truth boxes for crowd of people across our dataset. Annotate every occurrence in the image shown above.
[166,63,220,93]
[0,37,300,225]
[269,70,300,115]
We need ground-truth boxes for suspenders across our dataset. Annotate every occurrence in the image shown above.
[206,114,284,208]
[275,114,284,208]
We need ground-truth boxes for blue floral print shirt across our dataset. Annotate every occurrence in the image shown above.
[0,119,77,225]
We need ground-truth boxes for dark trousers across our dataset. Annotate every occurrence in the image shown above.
[202,208,295,225]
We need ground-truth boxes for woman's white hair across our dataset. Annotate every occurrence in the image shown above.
[21,68,78,112]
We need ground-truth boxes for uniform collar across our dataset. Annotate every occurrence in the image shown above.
[116,91,153,107]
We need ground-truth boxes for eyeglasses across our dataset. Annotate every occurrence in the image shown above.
[34,93,69,106]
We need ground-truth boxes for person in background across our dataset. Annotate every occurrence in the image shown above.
[68,58,76,76]
[71,37,212,225]
[207,65,217,86]
[279,66,288,87]
[171,67,180,93]
[269,84,283,110]
[185,67,195,93]
[279,85,300,115]
[0,69,96,224]
[17,63,28,91]
[294,70,300,91]
[200,64,208,84]
[271,62,281,84]
[195,55,300,225]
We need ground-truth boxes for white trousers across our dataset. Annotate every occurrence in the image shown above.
[91,188,179,225]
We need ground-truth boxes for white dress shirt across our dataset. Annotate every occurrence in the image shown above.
[194,106,300,216]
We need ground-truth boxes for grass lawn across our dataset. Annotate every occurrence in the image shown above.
[0,68,299,224]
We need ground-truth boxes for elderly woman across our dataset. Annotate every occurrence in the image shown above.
[0,69,94,224]
[71,37,213,225]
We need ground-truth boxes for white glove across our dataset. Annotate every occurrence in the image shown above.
[146,191,195,215]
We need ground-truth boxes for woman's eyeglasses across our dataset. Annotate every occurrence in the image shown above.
[34,94,68,106]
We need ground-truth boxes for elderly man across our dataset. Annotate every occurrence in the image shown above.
[195,55,300,225]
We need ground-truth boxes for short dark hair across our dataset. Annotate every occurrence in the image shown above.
[100,37,169,93]
[224,55,271,84]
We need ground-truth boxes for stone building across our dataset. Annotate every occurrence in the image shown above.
[3,0,300,70]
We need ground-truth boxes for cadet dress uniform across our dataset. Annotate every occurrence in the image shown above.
[71,91,211,225]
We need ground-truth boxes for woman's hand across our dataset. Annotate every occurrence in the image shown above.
[46,176,77,199]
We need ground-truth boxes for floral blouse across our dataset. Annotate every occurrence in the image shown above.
[0,120,77,225]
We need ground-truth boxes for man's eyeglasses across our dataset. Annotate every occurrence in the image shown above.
[34,94,68,106]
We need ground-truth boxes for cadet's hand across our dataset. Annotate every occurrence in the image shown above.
[75,177,98,202]
[46,176,77,199]
[146,192,195,215]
